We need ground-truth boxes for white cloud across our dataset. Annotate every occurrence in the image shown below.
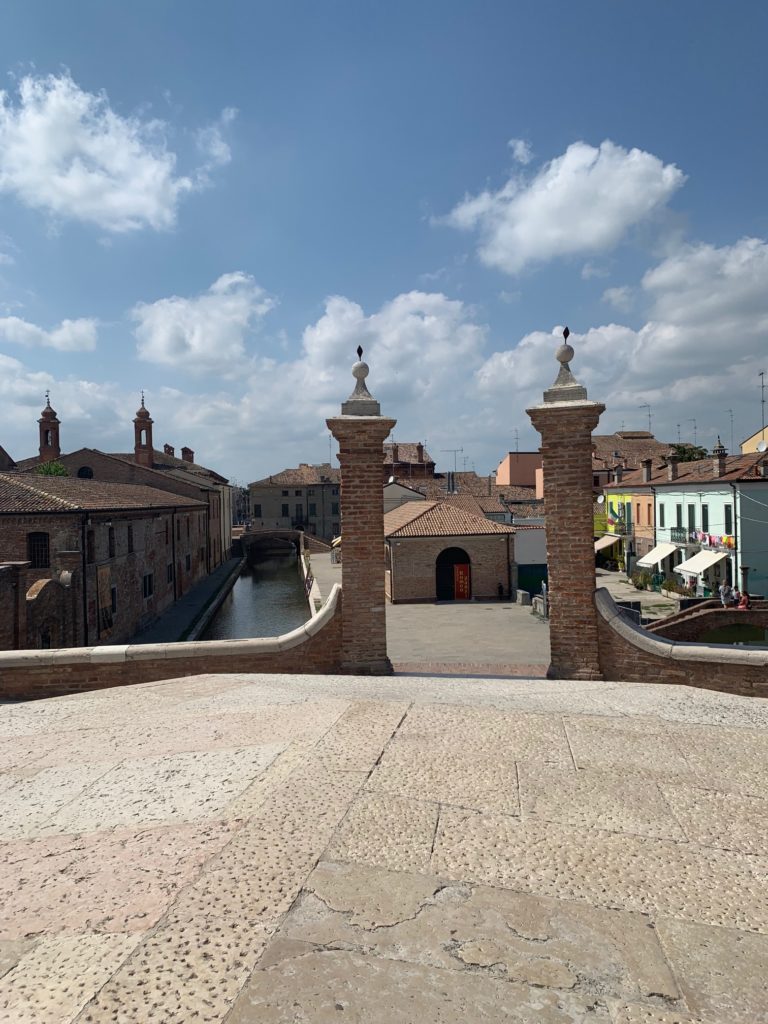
[0,314,97,351]
[581,261,609,280]
[195,107,237,170]
[443,140,686,274]
[0,252,14,266]
[508,138,533,165]
[0,73,234,232]
[132,272,275,371]
[602,285,635,312]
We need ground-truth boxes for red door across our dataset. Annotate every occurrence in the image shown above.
[454,564,471,599]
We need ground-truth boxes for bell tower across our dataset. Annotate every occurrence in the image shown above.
[133,392,154,467]
[38,392,61,462]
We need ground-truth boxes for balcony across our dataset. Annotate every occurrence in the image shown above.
[670,527,693,544]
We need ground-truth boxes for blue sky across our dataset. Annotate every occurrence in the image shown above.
[1,1,767,480]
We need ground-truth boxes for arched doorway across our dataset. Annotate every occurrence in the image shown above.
[435,547,471,601]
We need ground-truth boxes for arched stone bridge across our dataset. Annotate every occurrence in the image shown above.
[233,528,331,561]
[647,600,768,642]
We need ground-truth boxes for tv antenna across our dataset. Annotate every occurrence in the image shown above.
[676,423,681,443]
[760,370,766,446]
[441,447,464,473]
[513,428,519,453]
[639,403,652,433]
[688,418,697,447]
[726,408,734,455]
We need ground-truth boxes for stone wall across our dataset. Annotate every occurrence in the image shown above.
[388,535,513,602]
[0,585,343,700]
[595,589,768,698]
[0,564,26,650]
[25,577,77,649]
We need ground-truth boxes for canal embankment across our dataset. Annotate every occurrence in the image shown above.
[130,556,244,645]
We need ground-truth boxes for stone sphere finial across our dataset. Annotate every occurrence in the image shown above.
[342,345,380,415]
[556,326,574,367]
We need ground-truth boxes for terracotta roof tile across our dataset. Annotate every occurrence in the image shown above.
[383,442,434,465]
[603,453,768,489]
[0,473,205,514]
[592,432,672,469]
[384,500,516,538]
[249,463,340,487]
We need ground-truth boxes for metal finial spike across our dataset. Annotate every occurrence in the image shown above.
[45,389,50,406]
[563,326,570,342]
[356,345,363,360]
[140,389,145,407]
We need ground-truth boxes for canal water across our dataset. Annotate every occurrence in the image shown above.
[700,623,768,647]
[202,550,309,640]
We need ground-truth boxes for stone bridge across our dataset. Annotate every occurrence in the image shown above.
[647,599,768,642]
[233,528,331,561]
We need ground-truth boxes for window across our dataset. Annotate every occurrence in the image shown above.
[725,503,733,535]
[647,503,652,524]
[308,502,317,517]
[282,489,289,496]
[27,532,50,568]
[295,504,303,520]
[332,522,339,535]
[636,503,641,525]
[127,523,134,553]
[86,530,95,564]
[281,503,289,517]
[295,489,302,496]
[166,563,174,583]
[142,572,154,599]
[77,465,93,479]
[593,475,600,487]
[308,488,315,496]
[687,505,696,532]
[675,504,682,528]
[185,553,191,571]
[332,487,339,496]
[331,502,339,515]
[110,585,118,614]
[253,503,262,517]
[659,504,665,528]
[108,526,115,559]
[702,504,709,533]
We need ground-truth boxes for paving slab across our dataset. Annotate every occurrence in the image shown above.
[1,672,766,1023]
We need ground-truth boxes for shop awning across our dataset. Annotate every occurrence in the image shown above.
[673,550,728,576]
[636,542,678,568]
[594,535,621,552]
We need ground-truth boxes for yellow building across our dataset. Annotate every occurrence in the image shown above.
[740,427,768,453]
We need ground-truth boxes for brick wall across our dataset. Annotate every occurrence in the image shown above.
[596,589,768,697]
[388,535,512,602]
[0,585,343,699]
[647,603,768,642]
[26,577,76,648]
[0,564,26,650]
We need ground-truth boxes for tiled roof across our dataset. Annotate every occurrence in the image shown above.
[509,503,546,520]
[0,473,206,514]
[0,446,16,471]
[441,493,507,517]
[383,442,434,465]
[603,453,768,489]
[592,432,672,469]
[110,451,229,484]
[384,500,516,538]
[249,463,340,487]
[405,473,539,506]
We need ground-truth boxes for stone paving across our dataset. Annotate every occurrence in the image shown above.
[1,673,768,1023]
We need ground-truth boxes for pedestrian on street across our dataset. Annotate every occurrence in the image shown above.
[718,581,732,607]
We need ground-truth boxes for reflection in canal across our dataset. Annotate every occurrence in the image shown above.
[202,550,309,639]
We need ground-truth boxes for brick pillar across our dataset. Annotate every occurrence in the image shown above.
[527,330,605,680]
[328,350,396,674]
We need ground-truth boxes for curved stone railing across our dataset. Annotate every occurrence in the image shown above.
[0,584,343,700]
[595,588,768,698]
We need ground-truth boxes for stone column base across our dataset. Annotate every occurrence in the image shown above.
[546,663,604,681]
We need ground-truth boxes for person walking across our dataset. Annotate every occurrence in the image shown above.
[718,581,732,607]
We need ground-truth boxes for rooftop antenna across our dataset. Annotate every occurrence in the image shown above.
[639,403,652,433]
[688,418,697,447]
[760,370,766,445]
[328,432,332,465]
[462,455,469,471]
[726,408,734,455]
[676,423,681,443]
[441,447,464,473]
[513,428,519,453]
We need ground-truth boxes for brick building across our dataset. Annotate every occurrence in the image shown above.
[383,441,435,480]
[11,396,232,569]
[248,463,341,540]
[0,474,207,649]
[383,500,516,603]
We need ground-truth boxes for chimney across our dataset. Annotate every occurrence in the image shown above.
[163,444,175,457]
[391,443,399,464]
[666,455,679,481]
[713,453,727,478]
[759,461,768,479]
[416,442,424,463]
[613,466,623,484]
[641,459,652,484]
[181,446,194,463]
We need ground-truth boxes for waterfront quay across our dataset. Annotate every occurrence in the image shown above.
[1,672,767,1022]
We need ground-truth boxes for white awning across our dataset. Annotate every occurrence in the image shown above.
[594,535,621,552]
[673,550,728,576]
[636,542,678,568]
